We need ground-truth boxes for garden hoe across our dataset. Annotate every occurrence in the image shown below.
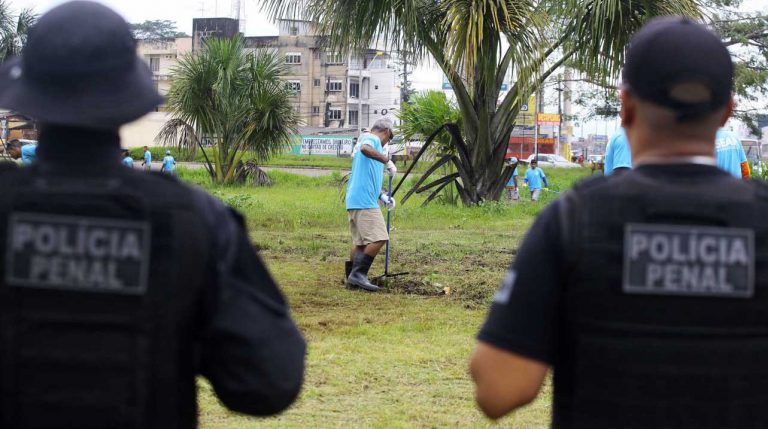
[373,175,409,284]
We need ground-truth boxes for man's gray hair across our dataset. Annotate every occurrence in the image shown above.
[371,118,394,133]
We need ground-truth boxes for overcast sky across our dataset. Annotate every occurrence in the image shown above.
[10,0,768,137]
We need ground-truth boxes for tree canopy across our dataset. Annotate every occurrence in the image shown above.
[130,20,188,40]
[260,0,701,205]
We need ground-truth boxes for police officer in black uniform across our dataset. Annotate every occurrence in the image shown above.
[470,17,768,428]
[0,2,305,428]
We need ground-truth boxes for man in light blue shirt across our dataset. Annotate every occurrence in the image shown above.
[161,150,176,174]
[345,119,398,292]
[715,128,750,179]
[5,139,36,165]
[604,128,632,176]
[524,159,549,201]
[122,150,134,168]
[505,157,519,200]
[142,145,151,171]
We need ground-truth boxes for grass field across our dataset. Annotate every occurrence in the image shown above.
[177,166,591,428]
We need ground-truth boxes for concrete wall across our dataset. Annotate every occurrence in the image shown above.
[119,112,172,148]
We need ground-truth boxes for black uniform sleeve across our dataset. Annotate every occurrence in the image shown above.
[197,197,306,416]
[477,201,565,365]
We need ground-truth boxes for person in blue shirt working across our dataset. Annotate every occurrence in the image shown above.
[161,150,176,174]
[603,128,632,175]
[141,145,151,171]
[715,128,750,179]
[345,118,398,292]
[505,157,520,201]
[523,159,549,201]
[122,150,134,168]
[5,139,37,165]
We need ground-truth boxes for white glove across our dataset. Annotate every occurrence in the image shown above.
[380,194,396,210]
[386,160,398,177]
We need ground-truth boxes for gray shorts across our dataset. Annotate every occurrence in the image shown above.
[531,189,542,201]
[348,209,389,246]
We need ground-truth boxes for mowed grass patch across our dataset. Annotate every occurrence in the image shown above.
[177,166,590,428]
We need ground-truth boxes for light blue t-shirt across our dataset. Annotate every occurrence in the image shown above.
[715,129,747,178]
[506,167,519,187]
[604,128,632,176]
[162,155,176,172]
[346,134,385,210]
[144,150,152,165]
[21,144,36,165]
[122,156,134,168]
[524,167,547,190]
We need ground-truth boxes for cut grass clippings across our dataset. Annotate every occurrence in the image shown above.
[175,166,591,428]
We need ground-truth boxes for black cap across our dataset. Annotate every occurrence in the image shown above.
[0,1,163,129]
[622,16,733,121]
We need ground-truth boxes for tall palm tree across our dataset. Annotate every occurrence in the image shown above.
[0,0,35,63]
[261,0,700,205]
[159,35,299,184]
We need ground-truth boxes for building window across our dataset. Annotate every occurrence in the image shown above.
[289,26,298,36]
[311,106,320,116]
[149,56,160,72]
[349,82,360,98]
[314,79,321,87]
[328,109,342,120]
[313,50,320,59]
[327,80,343,92]
[294,106,301,113]
[285,53,301,64]
[288,80,301,93]
[349,110,359,126]
[326,52,344,65]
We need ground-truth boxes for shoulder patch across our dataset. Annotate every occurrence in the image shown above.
[6,213,151,295]
[623,223,754,298]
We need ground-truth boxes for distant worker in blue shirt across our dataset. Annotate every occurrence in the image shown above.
[523,159,549,201]
[161,150,176,174]
[604,128,632,176]
[122,150,134,168]
[5,139,37,165]
[505,157,520,201]
[344,118,397,292]
[715,128,751,179]
[142,145,151,171]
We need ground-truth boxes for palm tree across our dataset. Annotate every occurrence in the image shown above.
[0,0,35,63]
[398,90,462,205]
[261,0,700,205]
[159,35,299,184]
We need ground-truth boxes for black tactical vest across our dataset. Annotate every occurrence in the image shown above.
[553,166,768,429]
[0,166,210,428]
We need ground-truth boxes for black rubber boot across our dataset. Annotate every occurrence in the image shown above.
[346,253,380,292]
[344,260,352,282]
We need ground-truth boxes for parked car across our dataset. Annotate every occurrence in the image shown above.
[524,153,582,168]
[587,154,604,164]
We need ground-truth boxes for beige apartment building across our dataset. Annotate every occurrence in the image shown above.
[245,19,401,129]
[131,18,399,140]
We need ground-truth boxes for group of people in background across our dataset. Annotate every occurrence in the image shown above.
[506,124,751,203]
[5,139,178,174]
[505,158,550,202]
[123,145,176,173]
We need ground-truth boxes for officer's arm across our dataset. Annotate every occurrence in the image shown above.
[360,144,388,164]
[470,343,549,419]
[199,205,306,416]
